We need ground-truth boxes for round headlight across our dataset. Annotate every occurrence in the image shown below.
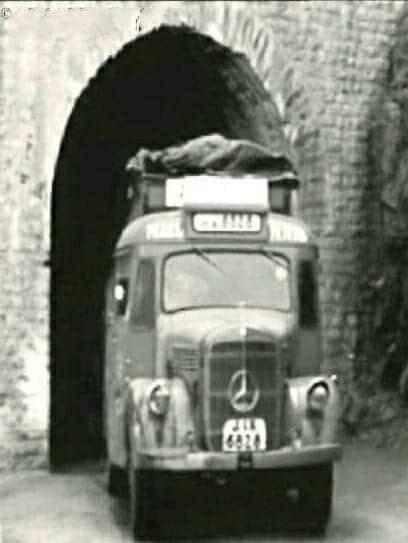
[307,382,329,413]
[148,381,170,417]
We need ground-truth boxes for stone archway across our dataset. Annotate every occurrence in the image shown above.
[50,24,287,468]
[153,2,315,168]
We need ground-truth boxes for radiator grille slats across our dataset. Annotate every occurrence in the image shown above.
[205,340,282,451]
[170,347,200,373]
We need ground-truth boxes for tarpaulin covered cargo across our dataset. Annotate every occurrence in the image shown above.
[121,134,300,222]
[125,134,297,178]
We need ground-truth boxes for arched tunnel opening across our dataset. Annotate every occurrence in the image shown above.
[50,25,287,469]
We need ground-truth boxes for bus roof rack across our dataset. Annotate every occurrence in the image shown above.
[123,135,300,220]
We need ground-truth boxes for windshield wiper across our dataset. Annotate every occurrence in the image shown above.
[190,246,229,278]
[189,246,246,305]
[257,247,290,269]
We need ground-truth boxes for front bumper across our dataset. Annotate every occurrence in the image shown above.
[136,443,342,471]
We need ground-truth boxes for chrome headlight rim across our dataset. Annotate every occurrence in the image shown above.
[307,381,330,414]
[147,379,171,417]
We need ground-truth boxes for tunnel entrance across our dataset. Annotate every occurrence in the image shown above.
[50,25,287,469]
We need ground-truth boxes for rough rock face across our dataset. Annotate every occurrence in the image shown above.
[368,9,408,397]
[0,0,406,469]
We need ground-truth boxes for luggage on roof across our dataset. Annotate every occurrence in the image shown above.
[126,133,297,177]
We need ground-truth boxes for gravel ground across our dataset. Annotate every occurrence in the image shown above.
[1,437,408,543]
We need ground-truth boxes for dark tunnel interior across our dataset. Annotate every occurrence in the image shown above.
[50,25,287,469]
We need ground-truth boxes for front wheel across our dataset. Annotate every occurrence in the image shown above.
[128,465,149,540]
[303,462,333,535]
[107,463,128,498]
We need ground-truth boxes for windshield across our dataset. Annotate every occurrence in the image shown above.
[163,250,290,313]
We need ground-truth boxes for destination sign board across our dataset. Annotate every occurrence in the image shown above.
[192,212,262,233]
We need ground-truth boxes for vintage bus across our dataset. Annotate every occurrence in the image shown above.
[104,172,342,538]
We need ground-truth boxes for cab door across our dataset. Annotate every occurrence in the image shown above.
[104,252,131,466]
[124,258,156,380]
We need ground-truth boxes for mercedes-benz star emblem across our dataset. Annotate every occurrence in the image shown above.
[228,370,260,413]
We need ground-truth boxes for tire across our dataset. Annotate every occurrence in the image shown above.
[305,463,333,535]
[107,463,128,498]
[128,464,151,540]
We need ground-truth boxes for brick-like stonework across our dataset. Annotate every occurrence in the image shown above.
[0,0,406,469]
[0,1,143,469]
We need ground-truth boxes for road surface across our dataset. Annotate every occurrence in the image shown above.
[1,437,407,542]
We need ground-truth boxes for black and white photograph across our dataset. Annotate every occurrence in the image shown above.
[0,1,407,541]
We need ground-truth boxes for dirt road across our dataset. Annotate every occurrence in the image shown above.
[1,437,407,542]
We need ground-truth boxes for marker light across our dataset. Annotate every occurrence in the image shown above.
[114,284,127,302]
[148,381,171,417]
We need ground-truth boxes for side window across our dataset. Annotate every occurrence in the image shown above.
[298,260,318,328]
[131,260,155,327]
[114,278,129,316]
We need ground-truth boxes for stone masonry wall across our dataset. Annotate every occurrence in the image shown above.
[0,1,143,469]
[0,0,406,469]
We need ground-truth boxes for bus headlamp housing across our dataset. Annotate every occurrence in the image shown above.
[148,381,171,417]
[307,382,330,414]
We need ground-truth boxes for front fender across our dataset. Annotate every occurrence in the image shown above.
[127,377,195,468]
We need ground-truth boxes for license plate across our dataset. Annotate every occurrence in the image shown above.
[222,418,266,452]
